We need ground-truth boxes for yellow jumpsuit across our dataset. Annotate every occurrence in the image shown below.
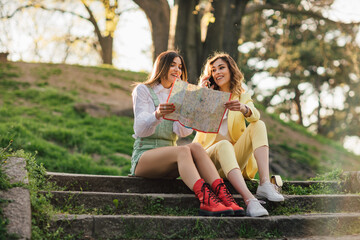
[193,92,268,180]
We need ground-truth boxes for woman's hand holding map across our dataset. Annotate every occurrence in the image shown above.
[155,103,175,119]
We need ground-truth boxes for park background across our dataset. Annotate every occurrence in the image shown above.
[1,0,360,180]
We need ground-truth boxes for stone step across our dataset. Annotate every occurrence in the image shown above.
[47,191,360,216]
[52,212,360,239]
[47,172,344,194]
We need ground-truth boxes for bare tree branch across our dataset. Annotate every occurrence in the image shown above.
[244,3,360,26]
[81,1,102,42]
[2,4,88,21]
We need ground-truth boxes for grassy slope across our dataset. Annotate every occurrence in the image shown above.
[1,61,359,180]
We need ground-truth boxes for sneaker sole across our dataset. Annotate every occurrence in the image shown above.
[256,192,285,202]
[246,211,269,217]
[268,197,284,202]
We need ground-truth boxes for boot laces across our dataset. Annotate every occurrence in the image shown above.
[214,182,236,204]
[201,183,222,205]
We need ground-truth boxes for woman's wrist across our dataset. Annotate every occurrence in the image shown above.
[243,105,249,116]
[155,110,162,119]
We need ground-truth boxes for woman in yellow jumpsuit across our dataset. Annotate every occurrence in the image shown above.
[193,52,284,217]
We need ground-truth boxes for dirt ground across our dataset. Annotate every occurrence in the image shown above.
[14,61,136,117]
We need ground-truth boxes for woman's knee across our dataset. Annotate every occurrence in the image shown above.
[248,120,266,130]
[216,140,234,150]
[176,145,193,161]
[214,140,237,162]
[187,142,204,153]
[186,143,207,164]
[248,120,269,148]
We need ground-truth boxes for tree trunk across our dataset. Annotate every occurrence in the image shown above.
[314,78,323,134]
[82,0,114,65]
[100,35,113,65]
[202,0,226,60]
[222,0,249,62]
[202,0,249,69]
[133,0,170,62]
[173,0,201,83]
[293,85,303,125]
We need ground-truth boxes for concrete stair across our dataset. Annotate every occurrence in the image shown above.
[47,172,360,239]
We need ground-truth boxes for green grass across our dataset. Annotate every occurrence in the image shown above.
[310,168,343,181]
[0,62,134,176]
[236,224,282,239]
[54,194,198,216]
[271,142,321,170]
[109,82,130,94]
[283,182,343,195]
[24,151,66,240]
[31,65,62,80]
[282,169,345,195]
[270,204,307,216]
[76,64,148,82]
[0,141,13,191]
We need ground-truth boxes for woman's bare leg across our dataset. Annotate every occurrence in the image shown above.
[227,168,255,204]
[135,145,200,190]
[187,142,220,184]
[254,146,270,184]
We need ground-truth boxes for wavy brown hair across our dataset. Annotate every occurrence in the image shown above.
[140,50,188,87]
[200,52,245,96]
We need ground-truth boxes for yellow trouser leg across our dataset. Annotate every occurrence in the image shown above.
[206,120,269,181]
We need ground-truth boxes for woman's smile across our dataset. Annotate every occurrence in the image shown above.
[211,59,231,92]
[162,56,182,88]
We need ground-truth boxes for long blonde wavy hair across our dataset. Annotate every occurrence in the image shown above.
[200,52,245,96]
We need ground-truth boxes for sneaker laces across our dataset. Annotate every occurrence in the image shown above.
[201,183,222,205]
[246,198,266,205]
[214,182,236,205]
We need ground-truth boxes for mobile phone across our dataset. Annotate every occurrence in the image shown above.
[208,76,215,88]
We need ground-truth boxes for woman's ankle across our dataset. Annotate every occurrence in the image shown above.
[244,197,257,206]
[259,177,270,185]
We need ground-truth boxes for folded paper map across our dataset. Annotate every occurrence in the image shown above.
[164,79,231,133]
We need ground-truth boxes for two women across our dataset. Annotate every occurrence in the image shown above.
[130,50,244,216]
[194,52,284,217]
[130,50,284,217]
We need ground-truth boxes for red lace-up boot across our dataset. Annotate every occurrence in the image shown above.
[193,179,234,216]
[212,178,245,216]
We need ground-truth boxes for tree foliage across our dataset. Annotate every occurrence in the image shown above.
[238,1,360,142]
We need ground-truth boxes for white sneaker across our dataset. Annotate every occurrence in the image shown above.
[246,198,269,217]
[256,181,285,202]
